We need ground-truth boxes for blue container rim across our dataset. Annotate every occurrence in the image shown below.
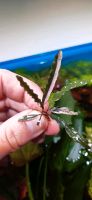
[0,42,92,71]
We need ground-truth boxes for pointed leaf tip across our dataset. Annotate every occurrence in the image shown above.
[58,50,63,60]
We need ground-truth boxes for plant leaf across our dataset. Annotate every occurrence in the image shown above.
[16,75,43,108]
[61,120,92,152]
[52,115,92,152]
[42,51,62,106]
[10,141,43,166]
[61,79,88,96]
[18,114,41,121]
[49,79,88,107]
[51,107,78,115]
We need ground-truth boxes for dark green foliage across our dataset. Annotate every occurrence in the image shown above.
[48,130,72,172]
[63,164,91,200]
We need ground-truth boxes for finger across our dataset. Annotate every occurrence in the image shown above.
[36,137,44,144]
[0,109,18,122]
[31,133,45,144]
[32,118,60,142]
[0,69,44,111]
[0,110,48,159]
[6,98,28,112]
[7,109,18,118]
[0,100,6,111]
[45,119,60,135]
[0,112,8,121]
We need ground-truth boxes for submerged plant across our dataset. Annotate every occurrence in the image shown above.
[16,51,92,152]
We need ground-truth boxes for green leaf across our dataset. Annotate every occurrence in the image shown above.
[49,79,88,107]
[10,142,43,166]
[59,118,92,152]
[61,79,88,96]
[88,167,92,199]
[63,164,91,200]
[56,91,76,124]
[64,117,85,172]
[48,130,72,171]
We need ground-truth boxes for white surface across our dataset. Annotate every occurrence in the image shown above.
[0,0,92,62]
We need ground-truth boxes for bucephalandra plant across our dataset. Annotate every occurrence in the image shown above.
[16,51,92,152]
[16,51,77,123]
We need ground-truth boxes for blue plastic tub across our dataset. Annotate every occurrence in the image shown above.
[0,43,92,72]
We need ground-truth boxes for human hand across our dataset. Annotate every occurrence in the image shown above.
[0,69,59,159]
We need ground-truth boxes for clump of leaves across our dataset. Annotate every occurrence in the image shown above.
[16,51,92,152]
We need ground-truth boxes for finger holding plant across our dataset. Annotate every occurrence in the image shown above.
[0,67,59,159]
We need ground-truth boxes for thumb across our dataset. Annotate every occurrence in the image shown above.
[0,109,48,159]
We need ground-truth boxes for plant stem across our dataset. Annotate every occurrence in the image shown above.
[36,156,44,198]
[26,162,34,200]
[43,153,48,200]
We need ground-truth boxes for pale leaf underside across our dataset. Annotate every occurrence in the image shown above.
[42,51,62,106]
[51,107,78,115]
